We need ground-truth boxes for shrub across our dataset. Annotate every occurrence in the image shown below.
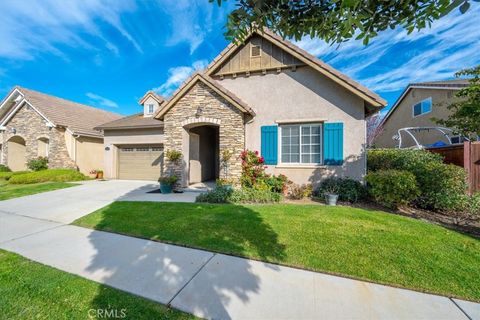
[288,183,313,200]
[0,164,11,172]
[8,169,87,184]
[165,150,182,164]
[0,171,29,181]
[158,175,178,185]
[367,149,467,211]
[264,174,289,193]
[196,186,282,204]
[27,157,49,171]
[316,177,367,203]
[240,150,267,188]
[366,170,420,208]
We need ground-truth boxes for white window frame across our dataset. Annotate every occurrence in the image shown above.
[412,97,432,117]
[279,123,323,166]
[147,104,154,114]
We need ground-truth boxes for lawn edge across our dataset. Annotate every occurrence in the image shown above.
[71,221,480,304]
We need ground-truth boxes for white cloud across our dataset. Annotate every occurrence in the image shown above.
[154,59,209,97]
[86,92,119,108]
[159,0,230,54]
[0,0,139,60]
[295,5,480,93]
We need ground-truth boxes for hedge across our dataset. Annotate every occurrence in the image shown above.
[8,169,87,184]
[366,170,420,208]
[368,149,467,211]
[196,186,282,204]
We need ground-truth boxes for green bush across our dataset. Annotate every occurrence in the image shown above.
[27,157,49,171]
[0,164,11,172]
[8,169,87,184]
[196,186,282,204]
[264,174,289,193]
[0,171,29,181]
[316,177,367,203]
[367,149,467,210]
[366,170,420,208]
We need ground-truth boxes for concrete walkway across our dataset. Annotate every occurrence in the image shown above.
[0,181,479,319]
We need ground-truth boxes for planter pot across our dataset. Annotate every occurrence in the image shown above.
[325,194,339,206]
[223,184,233,191]
[97,172,104,179]
[159,183,173,194]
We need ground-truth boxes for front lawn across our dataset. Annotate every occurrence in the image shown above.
[74,202,480,302]
[0,182,77,200]
[0,250,193,319]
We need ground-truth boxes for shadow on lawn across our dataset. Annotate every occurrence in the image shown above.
[84,198,285,319]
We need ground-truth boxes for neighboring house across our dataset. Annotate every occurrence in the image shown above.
[97,29,386,186]
[374,79,470,148]
[0,87,121,173]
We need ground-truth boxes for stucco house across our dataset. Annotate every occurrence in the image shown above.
[374,79,470,148]
[0,87,121,173]
[97,29,386,186]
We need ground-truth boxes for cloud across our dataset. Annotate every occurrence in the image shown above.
[154,59,209,97]
[0,0,140,61]
[86,92,119,108]
[295,5,480,93]
[159,0,231,54]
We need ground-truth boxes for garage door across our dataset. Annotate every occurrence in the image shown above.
[118,145,163,180]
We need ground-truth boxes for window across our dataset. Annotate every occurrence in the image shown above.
[37,138,49,157]
[147,104,154,114]
[412,97,432,117]
[281,124,322,164]
[251,44,261,57]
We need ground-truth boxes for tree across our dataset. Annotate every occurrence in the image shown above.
[211,0,475,44]
[366,113,385,147]
[433,65,480,139]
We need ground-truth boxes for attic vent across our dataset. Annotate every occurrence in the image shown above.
[251,44,261,57]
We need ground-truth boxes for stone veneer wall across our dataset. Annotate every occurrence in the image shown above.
[163,81,245,186]
[1,104,76,169]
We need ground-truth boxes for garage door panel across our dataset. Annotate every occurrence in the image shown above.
[118,145,163,180]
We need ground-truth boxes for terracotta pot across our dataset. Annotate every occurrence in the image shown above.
[97,172,104,179]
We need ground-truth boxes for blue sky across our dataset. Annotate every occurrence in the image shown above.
[0,0,478,116]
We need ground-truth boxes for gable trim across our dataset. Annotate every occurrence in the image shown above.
[139,91,164,105]
[206,29,386,108]
[155,73,255,119]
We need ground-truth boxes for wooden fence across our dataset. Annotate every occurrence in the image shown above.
[427,142,480,194]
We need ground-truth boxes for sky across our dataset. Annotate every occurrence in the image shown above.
[0,0,478,116]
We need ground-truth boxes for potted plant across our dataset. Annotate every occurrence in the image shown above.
[158,175,178,194]
[88,169,98,179]
[324,184,340,206]
[96,170,104,180]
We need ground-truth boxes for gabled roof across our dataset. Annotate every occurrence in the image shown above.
[380,78,470,126]
[155,73,255,119]
[0,86,121,137]
[206,28,387,109]
[139,91,165,105]
[96,112,163,130]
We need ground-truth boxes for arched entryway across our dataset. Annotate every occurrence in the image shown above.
[7,136,26,171]
[182,119,220,185]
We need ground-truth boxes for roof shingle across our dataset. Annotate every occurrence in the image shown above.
[96,113,163,130]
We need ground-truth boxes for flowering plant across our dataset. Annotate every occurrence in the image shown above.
[240,150,267,188]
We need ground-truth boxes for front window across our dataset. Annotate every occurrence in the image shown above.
[412,97,432,117]
[281,124,322,164]
[147,104,154,114]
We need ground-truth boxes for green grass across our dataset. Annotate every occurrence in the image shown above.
[0,182,77,200]
[0,249,193,319]
[74,202,480,301]
[8,169,88,184]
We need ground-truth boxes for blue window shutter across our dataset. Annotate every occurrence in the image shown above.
[261,125,278,165]
[324,122,344,165]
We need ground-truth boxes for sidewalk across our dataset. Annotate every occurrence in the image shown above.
[1,214,478,320]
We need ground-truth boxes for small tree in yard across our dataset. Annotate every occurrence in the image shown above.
[367,113,384,148]
[433,65,480,139]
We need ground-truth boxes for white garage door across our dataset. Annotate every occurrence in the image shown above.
[118,145,163,180]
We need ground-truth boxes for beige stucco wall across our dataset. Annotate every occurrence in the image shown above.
[102,127,164,179]
[217,66,367,184]
[75,136,104,174]
[375,88,456,148]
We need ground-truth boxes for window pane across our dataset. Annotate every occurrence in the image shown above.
[301,154,310,163]
[291,154,299,162]
[291,126,300,136]
[422,99,432,113]
[303,136,310,144]
[311,126,320,134]
[281,124,322,164]
[413,103,421,116]
[302,145,310,153]
[301,126,310,135]
[312,153,321,163]
[312,144,320,153]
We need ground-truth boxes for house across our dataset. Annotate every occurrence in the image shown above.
[97,29,386,186]
[0,87,121,173]
[374,79,470,148]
